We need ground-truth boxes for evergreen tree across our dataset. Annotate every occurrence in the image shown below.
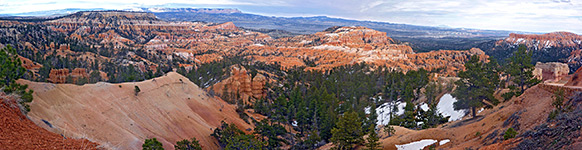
[0,45,33,112]
[364,126,381,150]
[383,125,395,137]
[174,137,202,150]
[506,44,537,94]
[452,55,500,118]
[142,138,164,150]
[330,111,364,150]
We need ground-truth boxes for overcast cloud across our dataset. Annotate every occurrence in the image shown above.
[1,0,580,33]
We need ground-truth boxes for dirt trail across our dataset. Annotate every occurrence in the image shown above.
[377,85,555,150]
[18,72,252,150]
[0,94,99,149]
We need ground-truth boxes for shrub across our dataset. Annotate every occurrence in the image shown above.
[175,137,202,150]
[134,85,141,96]
[143,138,164,150]
[504,128,517,140]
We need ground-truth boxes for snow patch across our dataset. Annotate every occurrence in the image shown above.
[439,139,450,145]
[376,101,406,125]
[437,94,467,121]
[420,103,429,111]
[395,139,437,150]
[477,108,485,114]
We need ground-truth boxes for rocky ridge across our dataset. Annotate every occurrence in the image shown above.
[482,32,582,72]
[1,11,486,80]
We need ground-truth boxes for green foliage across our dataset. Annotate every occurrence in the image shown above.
[506,44,538,94]
[0,45,34,112]
[383,125,395,137]
[453,55,500,118]
[76,77,88,85]
[417,105,450,129]
[331,111,364,150]
[364,126,381,150]
[224,134,266,150]
[174,137,202,150]
[552,89,565,111]
[142,138,164,150]
[548,109,559,120]
[134,85,141,96]
[504,128,517,140]
[211,121,265,149]
[253,119,287,149]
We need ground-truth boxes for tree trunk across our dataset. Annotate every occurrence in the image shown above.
[472,107,476,118]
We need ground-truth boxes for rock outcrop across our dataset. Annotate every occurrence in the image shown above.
[499,32,582,49]
[209,65,267,103]
[482,32,582,72]
[251,74,267,99]
[47,69,70,84]
[47,68,89,83]
[533,62,569,81]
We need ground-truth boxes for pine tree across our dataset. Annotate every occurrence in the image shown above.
[383,125,395,137]
[174,137,202,150]
[365,126,381,150]
[331,111,364,150]
[143,138,164,150]
[506,44,538,94]
[452,55,500,118]
[0,45,34,112]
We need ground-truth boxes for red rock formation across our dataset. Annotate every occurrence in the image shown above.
[210,65,267,103]
[48,69,70,84]
[0,94,98,149]
[533,62,569,81]
[251,74,267,99]
[499,32,582,49]
[18,56,42,70]
[48,68,89,83]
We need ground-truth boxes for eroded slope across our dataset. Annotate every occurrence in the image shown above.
[18,72,252,150]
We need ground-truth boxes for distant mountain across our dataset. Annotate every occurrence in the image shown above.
[152,11,518,38]
[1,7,532,51]
[148,8,532,52]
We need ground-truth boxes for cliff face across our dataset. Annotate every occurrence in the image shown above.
[482,32,582,72]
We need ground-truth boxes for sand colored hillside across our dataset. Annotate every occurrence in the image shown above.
[18,72,253,150]
[377,85,555,150]
[0,94,98,149]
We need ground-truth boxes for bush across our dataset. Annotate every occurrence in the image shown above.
[504,128,517,140]
[548,110,559,120]
[175,137,202,150]
[134,85,141,96]
[143,138,164,150]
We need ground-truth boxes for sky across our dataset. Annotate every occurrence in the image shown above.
[1,0,581,33]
